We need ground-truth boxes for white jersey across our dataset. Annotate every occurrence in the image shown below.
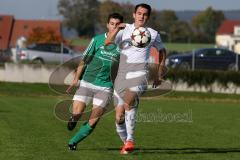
[113,24,165,103]
[115,23,165,66]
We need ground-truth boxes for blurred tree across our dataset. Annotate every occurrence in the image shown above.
[120,2,134,23]
[58,0,99,37]
[192,7,225,43]
[99,0,122,28]
[27,27,62,44]
[152,10,178,42]
[99,0,134,29]
[169,21,193,43]
[160,10,178,29]
[191,32,209,43]
[147,10,162,31]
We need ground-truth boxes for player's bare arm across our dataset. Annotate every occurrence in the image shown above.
[105,23,126,45]
[153,48,166,88]
[66,60,85,93]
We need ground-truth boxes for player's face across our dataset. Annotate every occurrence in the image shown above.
[107,18,121,33]
[133,7,149,27]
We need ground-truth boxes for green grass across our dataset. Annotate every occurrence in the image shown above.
[1,82,239,100]
[0,82,57,96]
[0,82,240,159]
[69,38,91,47]
[68,38,214,53]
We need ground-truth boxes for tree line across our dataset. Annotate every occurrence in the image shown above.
[58,0,225,43]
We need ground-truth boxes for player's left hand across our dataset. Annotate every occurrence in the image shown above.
[117,23,126,30]
[152,78,162,88]
[152,65,165,88]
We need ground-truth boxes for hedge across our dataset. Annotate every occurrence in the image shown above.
[165,69,240,88]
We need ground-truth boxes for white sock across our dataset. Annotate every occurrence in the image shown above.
[115,122,127,143]
[125,107,137,142]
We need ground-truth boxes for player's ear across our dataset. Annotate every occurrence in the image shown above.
[133,12,136,19]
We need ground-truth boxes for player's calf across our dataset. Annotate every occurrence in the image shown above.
[67,114,81,131]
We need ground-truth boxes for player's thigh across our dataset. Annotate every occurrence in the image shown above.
[113,89,125,107]
[116,70,147,106]
[73,81,94,103]
[124,84,146,106]
[114,86,137,107]
[123,89,138,106]
[93,89,112,108]
[72,84,93,114]
[87,88,112,126]
[114,75,127,107]
[114,84,125,122]
[72,100,87,114]
[126,78,148,103]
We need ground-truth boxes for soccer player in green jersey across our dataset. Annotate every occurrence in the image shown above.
[66,13,123,150]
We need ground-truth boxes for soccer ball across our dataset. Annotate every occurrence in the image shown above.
[131,27,151,48]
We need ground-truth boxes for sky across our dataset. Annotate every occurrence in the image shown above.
[0,0,239,19]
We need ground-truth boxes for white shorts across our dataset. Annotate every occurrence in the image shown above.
[113,70,148,106]
[73,80,113,108]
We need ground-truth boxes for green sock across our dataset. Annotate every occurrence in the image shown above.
[69,122,93,145]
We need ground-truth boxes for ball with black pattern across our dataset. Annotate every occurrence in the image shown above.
[131,27,151,48]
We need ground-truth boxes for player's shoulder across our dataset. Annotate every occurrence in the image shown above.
[115,23,131,38]
[146,27,158,36]
[125,23,131,27]
[93,33,106,40]
[122,23,132,31]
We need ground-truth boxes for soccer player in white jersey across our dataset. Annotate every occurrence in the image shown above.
[105,3,166,154]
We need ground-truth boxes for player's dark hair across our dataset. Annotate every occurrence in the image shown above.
[107,13,124,23]
[134,3,152,16]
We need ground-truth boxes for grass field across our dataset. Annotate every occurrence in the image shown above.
[69,38,214,53]
[1,82,240,160]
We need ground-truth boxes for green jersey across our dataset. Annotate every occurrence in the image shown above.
[81,33,120,88]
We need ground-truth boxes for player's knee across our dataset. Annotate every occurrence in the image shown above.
[72,101,86,114]
[123,103,132,111]
[116,115,125,124]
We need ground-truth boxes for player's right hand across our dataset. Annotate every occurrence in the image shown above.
[118,23,126,30]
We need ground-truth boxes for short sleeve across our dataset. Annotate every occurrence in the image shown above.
[83,38,96,63]
[153,33,165,51]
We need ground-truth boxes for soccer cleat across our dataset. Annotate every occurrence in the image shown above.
[68,143,77,151]
[67,115,78,131]
[124,140,134,152]
[120,145,129,154]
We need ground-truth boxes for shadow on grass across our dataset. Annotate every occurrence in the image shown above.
[77,147,240,154]
[0,110,11,113]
